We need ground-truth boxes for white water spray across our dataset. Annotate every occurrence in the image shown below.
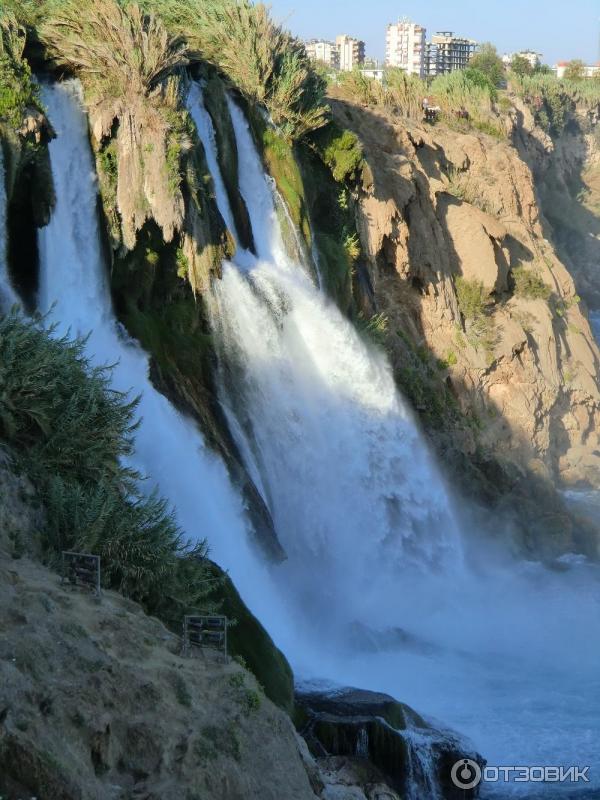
[0,147,19,310]
[203,92,462,632]
[36,80,300,655]
[188,86,600,796]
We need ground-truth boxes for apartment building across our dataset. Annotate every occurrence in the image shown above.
[336,34,366,71]
[385,20,426,76]
[305,39,340,69]
[502,50,542,69]
[424,32,477,77]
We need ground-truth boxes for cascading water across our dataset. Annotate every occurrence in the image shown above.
[189,86,600,797]
[0,147,18,311]
[10,74,596,799]
[35,80,302,659]
[204,93,462,627]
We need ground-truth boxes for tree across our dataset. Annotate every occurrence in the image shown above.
[510,54,533,77]
[563,59,586,81]
[469,42,505,87]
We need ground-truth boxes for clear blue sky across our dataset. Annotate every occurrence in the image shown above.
[268,0,600,66]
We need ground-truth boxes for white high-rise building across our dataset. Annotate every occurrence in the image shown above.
[336,34,366,72]
[425,32,477,77]
[305,39,340,69]
[502,50,542,69]
[385,19,426,76]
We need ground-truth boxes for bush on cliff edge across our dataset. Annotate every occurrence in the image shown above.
[0,310,211,625]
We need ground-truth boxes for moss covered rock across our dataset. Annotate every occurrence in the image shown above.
[207,561,294,714]
[296,686,484,799]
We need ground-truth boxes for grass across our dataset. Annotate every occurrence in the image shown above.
[511,266,552,300]
[0,311,212,627]
[336,66,504,136]
[445,167,495,214]
[40,0,189,101]
[0,13,39,130]
[142,0,328,141]
[454,276,498,361]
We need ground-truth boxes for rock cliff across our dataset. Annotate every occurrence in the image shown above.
[327,93,600,555]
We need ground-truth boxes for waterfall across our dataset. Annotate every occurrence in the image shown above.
[0,147,18,310]
[36,80,299,656]
[198,91,462,636]
[188,85,600,794]
[32,78,600,795]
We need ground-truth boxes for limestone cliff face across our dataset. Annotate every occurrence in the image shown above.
[330,97,600,552]
[511,96,600,307]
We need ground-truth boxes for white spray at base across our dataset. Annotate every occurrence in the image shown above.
[190,86,600,797]
[35,80,303,660]
[0,148,19,311]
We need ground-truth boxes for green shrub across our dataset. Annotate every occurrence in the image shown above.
[0,14,39,129]
[309,122,363,184]
[40,0,189,101]
[0,311,211,625]
[455,276,490,319]
[512,266,551,300]
[454,277,497,360]
[145,0,328,140]
[356,312,388,346]
[512,74,573,135]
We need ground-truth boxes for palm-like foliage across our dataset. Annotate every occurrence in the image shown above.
[0,311,211,624]
[141,0,328,140]
[39,0,189,99]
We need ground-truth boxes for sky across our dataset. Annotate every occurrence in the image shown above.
[267,0,600,66]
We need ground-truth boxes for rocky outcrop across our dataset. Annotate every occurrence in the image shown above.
[0,492,315,800]
[328,96,600,555]
[296,687,484,800]
[510,95,600,307]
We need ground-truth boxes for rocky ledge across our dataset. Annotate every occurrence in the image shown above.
[296,686,484,799]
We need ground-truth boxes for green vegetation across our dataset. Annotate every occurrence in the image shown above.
[469,42,505,87]
[513,71,600,136]
[39,0,189,101]
[513,74,573,134]
[336,62,503,137]
[455,276,489,319]
[454,276,497,360]
[563,59,586,82]
[0,311,211,627]
[393,329,467,430]
[357,312,388,347]
[445,167,494,213]
[205,561,294,713]
[511,266,551,300]
[310,122,363,184]
[140,0,328,141]
[0,13,39,130]
[510,55,533,78]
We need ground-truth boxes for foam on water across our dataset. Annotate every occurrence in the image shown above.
[0,147,19,310]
